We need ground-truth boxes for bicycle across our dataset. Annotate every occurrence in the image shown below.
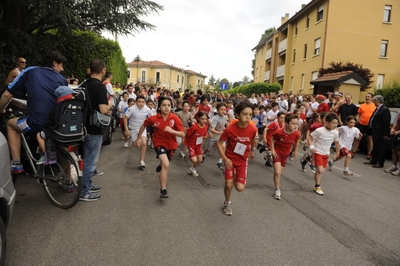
[4,98,83,209]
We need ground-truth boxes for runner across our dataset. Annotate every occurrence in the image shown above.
[208,102,228,170]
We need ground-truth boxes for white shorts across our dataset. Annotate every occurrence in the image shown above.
[130,128,147,141]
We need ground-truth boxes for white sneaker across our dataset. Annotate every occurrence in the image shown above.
[139,161,146,169]
[328,160,334,171]
[179,151,185,158]
[314,186,324,195]
[147,139,152,146]
[188,167,199,177]
[274,189,281,200]
[123,142,128,148]
[384,166,397,173]
[343,170,353,176]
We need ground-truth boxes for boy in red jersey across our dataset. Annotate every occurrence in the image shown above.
[270,114,300,200]
[260,111,286,167]
[136,97,185,198]
[185,111,209,177]
[217,101,257,216]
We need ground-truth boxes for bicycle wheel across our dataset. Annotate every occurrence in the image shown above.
[42,146,82,209]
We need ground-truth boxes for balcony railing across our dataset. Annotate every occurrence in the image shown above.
[266,49,272,61]
[278,38,287,54]
[276,65,285,78]
[264,70,270,81]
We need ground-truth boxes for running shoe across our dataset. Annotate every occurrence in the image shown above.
[343,170,353,176]
[79,193,100,201]
[314,187,324,196]
[328,160,334,171]
[93,170,104,176]
[11,164,24,174]
[309,164,316,174]
[274,189,281,200]
[123,142,129,148]
[89,185,101,193]
[366,154,372,160]
[216,162,224,171]
[351,152,356,159]
[179,151,185,158]
[188,167,199,177]
[300,158,307,172]
[156,164,162,173]
[392,169,400,176]
[222,202,232,216]
[139,160,146,169]
[384,166,397,173]
[265,160,273,167]
[160,189,169,198]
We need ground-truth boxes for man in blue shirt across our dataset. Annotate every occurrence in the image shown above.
[0,51,67,174]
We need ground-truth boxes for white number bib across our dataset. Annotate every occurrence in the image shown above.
[196,136,203,145]
[233,142,246,156]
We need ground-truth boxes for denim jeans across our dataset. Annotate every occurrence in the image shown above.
[82,134,103,195]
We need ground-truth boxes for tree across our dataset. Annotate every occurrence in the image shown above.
[319,61,373,87]
[259,27,276,42]
[251,59,255,77]
[1,0,164,36]
[208,74,216,86]
[133,55,142,62]
[242,76,250,84]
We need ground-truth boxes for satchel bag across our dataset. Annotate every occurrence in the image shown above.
[90,110,111,128]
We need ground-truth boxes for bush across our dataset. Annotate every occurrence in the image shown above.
[226,82,281,97]
[376,80,400,108]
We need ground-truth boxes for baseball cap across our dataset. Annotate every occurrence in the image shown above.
[316,94,325,100]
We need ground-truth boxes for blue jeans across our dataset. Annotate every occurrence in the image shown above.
[82,134,103,195]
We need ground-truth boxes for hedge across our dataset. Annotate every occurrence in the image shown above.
[225,82,281,98]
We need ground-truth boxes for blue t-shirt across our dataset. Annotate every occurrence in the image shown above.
[8,66,68,132]
[252,114,263,129]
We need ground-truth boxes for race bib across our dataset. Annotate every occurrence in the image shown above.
[196,136,203,145]
[233,142,246,156]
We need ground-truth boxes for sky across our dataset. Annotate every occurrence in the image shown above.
[103,0,308,84]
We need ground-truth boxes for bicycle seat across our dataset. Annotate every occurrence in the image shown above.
[7,98,27,115]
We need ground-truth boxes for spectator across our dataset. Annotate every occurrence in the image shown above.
[385,112,400,175]
[363,95,391,168]
[316,95,330,113]
[0,51,67,174]
[338,94,358,126]
[3,57,27,86]
[80,59,113,201]
[103,71,116,104]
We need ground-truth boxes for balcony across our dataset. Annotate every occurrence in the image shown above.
[278,38,287,55]
[264,70,270,81]
[276,65,285,79]
[266,49,272,61]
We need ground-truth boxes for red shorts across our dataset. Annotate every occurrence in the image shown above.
[273,153,290,167]
[224,160,248,185]
[339,147,350,158]
[188,145,203,158]
[313,153,329,168]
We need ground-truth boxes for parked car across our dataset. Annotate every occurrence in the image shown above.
[0,132,17,265]
[359,108,400,152]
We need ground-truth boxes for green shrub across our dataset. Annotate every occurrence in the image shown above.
[376,80,400,108]
[226,82,281,97]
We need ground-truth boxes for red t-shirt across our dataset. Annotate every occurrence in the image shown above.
[272,128,300,155]
[266,121,284,146]
[143,113,184,150]
[187,96,196,105]
[220,123,257,164]
[185,123,208,147]
[309,121,323,133]
[317,102,330,113]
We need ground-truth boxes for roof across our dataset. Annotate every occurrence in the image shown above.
[278,0,320,31]
[310,71,368,87]
[126,60,207,78]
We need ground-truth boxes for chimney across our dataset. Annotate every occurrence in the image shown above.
[301,4,306,9]
[281,13,290,25]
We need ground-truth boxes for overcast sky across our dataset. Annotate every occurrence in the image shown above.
[104,0,308,83]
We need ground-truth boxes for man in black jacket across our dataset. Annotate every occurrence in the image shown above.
[364,95,391,168]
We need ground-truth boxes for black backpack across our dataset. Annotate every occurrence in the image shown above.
[43,88,88,143]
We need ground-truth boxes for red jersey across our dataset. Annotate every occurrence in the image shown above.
[317,102,330,113]
[185,123,208,147]
[266,121,284,146]
[187,96,196,105]
[309,121,323,133]
[220,123,257,164]
[272,128,300,155]
[143,112,184,150]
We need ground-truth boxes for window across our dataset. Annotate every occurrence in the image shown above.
[177,74,180,83]
[314,38,321,55]
[182,76,184,85]
[376,74,384,89]
[317,5,324,21]
[384,5,391,22]
[141,70,146,83]
[301,74,305,89]
[290,76,294,91]
[295,23,298,35]
[156,72,160,83]
[311,71,318,88]
[127,70,130,79]
[304,44,308,59]
[306,15,310,28]
[380,40,388,57]
[293,49,296,63]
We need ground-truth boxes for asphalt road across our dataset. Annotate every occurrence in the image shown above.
[5,131,400,266]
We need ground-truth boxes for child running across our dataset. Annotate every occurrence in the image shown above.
[328,115,362,175]
[186,111,210,177]
[270,114,300,200]
[125,95,153,169]
[136,96,185,198]
[145,99,157,147]
[121,98,135,147]
[309,112,340,195]
[118,92,129,144]
[175,101,195,157]
[217,101,257,216]
[208,102,228,171]
[260,111,286,167]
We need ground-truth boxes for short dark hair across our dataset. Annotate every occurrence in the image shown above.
[43,51,66,68]
[285,114,298,123]
[234,100,253,115]
[325,112,339,123]
[90,59,106,74]
[105,71,113,78]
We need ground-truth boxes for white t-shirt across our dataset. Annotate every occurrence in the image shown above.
[311,127,339,155]
[307,102,319,117]
[249,98,258,105]
[338,126,360,150]
[124,105,153,130]
[279,99,288,112]
[128,92,137,101]
[266,109,279,125]
[118,100,128,118]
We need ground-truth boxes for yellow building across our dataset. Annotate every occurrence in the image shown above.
[253,0,400,103]
[126,60,207,91]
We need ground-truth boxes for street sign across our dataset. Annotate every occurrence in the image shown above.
[220,81,228,90]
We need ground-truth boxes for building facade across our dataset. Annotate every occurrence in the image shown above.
[126,61,206,91]
[253,0,399,103]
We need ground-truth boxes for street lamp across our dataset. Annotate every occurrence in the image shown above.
[181,65,189,91]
